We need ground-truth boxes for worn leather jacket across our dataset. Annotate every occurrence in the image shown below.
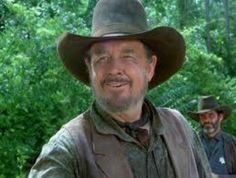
[29,101,212,178]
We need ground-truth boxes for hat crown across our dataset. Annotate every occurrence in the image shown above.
[92,0,148,36]
[198,96,220,111]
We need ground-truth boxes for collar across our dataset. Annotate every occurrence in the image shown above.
[89,98,163,142]
[201,131,223,142]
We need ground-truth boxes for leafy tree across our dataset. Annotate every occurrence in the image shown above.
[0,0,93,177]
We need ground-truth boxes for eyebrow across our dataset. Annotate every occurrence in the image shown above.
[92,47,107,56]
[91,47,136,57]
[120,48,136,55]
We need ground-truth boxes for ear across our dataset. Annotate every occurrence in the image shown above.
[218,113,224,122]
[146,55,157,81]
[85,58,91,71]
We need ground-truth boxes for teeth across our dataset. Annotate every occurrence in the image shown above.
[112,84,122,87]
[108,82,124,87]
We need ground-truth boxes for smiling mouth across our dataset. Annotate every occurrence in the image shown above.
[105,81,128,88]
[203,123,213,128]
[103,76,131,88]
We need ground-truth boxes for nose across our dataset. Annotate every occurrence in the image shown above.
[107,57,124,75]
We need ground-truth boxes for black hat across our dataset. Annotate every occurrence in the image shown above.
[188,95,232,121]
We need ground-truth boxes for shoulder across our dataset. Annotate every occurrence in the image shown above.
[222,132,236,145]
[28,114,90,177]
[156,107,187,123]
[156,107,196,136]
[41,111,90,155]
[156,107,192,132]
[62,111,90,132]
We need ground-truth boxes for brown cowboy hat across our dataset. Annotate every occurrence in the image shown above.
[188,95,232,121]
[57,0,186,89]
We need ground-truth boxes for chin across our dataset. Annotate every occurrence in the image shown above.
[204,127,214,134]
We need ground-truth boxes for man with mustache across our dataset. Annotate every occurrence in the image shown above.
[188,95,236,178]
[29,0,212,177]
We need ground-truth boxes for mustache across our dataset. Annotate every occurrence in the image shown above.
[202,121,219,128]
[102,75,131,84]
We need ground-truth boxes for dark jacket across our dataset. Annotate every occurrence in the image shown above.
[29,103,212,178]
[219,132,236,178]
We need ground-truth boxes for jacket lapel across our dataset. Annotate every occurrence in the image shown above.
[92,131,133,178]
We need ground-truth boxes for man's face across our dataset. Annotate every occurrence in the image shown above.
[85,39,157,113]
[199,110,224,138]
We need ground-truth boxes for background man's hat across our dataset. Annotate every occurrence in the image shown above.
[188,95,232,121]
[57,0,186,89]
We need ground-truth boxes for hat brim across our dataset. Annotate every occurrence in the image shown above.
[57,27,186,89]
[188,105,232,121]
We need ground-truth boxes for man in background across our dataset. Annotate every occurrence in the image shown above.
[189,95,236,178]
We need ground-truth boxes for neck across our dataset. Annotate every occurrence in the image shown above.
[206,128,221,139]
[108,100,143,123]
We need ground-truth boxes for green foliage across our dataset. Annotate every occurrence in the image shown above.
[0,0,236,177]
[0,0,93,177]
[148,43,236,135]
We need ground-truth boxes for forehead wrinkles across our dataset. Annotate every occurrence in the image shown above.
[90,46,107,56]
[90,40,144,55]
[121,48,136,54]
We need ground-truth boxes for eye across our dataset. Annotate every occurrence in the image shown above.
[199,114,205,119]
[121,55,136,63]
[93,55,110,65]
[209,112,216,118]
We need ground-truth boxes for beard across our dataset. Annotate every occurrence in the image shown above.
[202,118,221,135]
[91,73,149,113]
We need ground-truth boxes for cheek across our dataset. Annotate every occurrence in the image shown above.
[126,67,140,77]
[89,69,103,88]
[212,117,220,123]
[130,69,148,87]
[90,66,103,80]
[199,119,204,125]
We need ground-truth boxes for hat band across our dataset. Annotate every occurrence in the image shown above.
[92,23,147,37]
[103,33,130,37]
[198,103,220,111]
